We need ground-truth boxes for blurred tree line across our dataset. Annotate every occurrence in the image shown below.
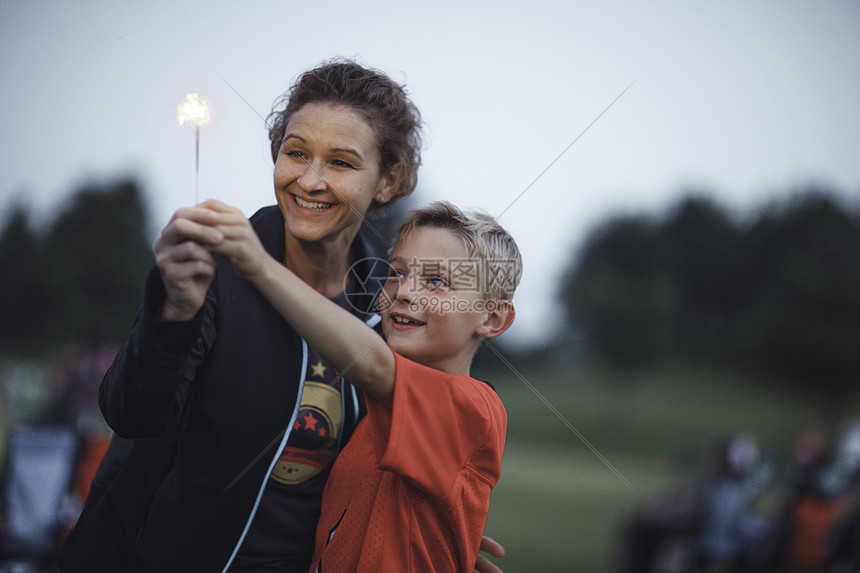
[558,186,860,397]
[0,179,153,359]
[3,178,858,401]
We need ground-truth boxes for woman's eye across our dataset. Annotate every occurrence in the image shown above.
[332,159,355,169]
[389,267,404,279]
[285,149,305,159]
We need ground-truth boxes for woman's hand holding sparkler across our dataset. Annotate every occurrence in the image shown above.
[154,200,275,322]
[154,203,223,321]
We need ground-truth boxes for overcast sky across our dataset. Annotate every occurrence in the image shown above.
[2,1,859,343]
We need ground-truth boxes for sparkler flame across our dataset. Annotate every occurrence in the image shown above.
[177,92,210,203]
[177,93,210,127]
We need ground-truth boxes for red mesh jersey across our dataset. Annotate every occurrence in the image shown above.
[310,351,507,572]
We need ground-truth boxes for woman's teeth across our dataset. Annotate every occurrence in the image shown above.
[295,196,333,210]
[393,315,424,326]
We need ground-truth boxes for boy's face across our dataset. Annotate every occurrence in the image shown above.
[380,226,488,375]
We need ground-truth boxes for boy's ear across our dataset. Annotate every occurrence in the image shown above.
[474,300,516,341]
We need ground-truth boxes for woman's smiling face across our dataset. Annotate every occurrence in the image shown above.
[274,102,394,245]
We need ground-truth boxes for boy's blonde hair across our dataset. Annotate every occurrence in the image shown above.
[392,201,523,301]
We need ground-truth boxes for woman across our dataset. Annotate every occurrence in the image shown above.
[62,59,428,573]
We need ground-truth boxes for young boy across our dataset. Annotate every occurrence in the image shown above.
[203,199,521,571]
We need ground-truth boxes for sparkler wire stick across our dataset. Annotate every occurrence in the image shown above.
[195,123,200,203]
[177,93,210,204]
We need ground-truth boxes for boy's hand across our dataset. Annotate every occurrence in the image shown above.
[475,535,504,573]
[198,200,271,282]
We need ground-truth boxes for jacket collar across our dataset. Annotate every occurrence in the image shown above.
[250,205,386,322]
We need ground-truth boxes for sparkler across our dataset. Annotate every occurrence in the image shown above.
[177,93,210,204]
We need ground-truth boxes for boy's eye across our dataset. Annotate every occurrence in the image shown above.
[388,267,405,279]
[427,276,449,288]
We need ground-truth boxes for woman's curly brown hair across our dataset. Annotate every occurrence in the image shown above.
[267,59,422,213]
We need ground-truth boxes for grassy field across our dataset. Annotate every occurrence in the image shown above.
[479,364,860,572]
[3,359,857,571]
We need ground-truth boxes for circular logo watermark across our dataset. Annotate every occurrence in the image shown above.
[342,256,390,315]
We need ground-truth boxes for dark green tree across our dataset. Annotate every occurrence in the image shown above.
[659,195,742,360]
[559,187,860,396]
[0,179,154,357]
[42,179,154,346]
[0,204,50,355]
[560,214,677,369]
[735,190,860,392]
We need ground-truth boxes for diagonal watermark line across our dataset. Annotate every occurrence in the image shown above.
[481,338,640,495]
[495,79,637,222]
[219,76,389,246]
[220,425,288,496]
[220,333,386,496]
[336,331,388,382]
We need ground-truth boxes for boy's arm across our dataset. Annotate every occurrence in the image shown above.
[199,200,395,406]
[253,251,395,406]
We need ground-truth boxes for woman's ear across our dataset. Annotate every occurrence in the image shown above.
[475,300,516,341]
[375,164,404,204]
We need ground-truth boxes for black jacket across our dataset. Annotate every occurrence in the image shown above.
[61,206,381,572]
